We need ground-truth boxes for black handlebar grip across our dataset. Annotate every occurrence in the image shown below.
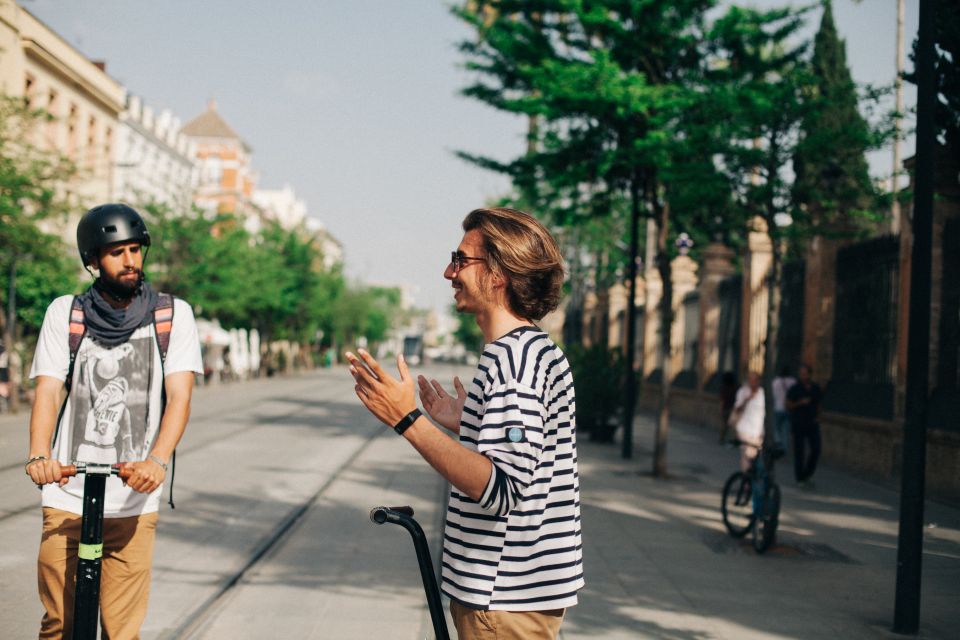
[369,505,415,525]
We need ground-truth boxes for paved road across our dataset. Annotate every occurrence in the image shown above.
[1,364,958,639]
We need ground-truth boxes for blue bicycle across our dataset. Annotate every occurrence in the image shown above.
[721,442,782,553]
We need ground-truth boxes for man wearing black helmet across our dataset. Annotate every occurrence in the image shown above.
[25,204,202,639]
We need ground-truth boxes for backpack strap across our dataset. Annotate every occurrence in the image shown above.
[53,297,87,448]
[153,293,174,366]
[66,297,87,390]
[152,292,177,508]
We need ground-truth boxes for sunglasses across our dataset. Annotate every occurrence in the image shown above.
[450,251,486,273]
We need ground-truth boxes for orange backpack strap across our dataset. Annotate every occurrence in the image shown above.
[65,297,87,390]
[153,293,174,367]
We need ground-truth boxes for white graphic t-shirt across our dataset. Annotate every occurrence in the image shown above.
[30,294,203,517]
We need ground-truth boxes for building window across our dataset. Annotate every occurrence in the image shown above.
[23,75,35,109]
[86,115,97,169]
[67,103,78,157]
[46,89,59,143]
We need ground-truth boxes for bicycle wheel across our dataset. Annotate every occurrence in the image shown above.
[752,482,781,553]
[722,472,755,538]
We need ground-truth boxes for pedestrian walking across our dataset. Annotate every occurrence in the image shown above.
[771,366,797,454]
[786,364,822,487]
[731,371,765,471]
[718,371,738,444]
[346,207,583,640]
[24,204,203,639]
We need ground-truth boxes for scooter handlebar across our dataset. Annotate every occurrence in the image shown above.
[60,463,134,479]
[370,505,415,525]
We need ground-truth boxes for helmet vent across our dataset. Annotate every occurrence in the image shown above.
[103,225,117,233]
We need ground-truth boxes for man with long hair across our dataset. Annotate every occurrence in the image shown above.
[347,207,583,639]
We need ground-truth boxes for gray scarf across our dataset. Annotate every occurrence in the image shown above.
[79,281,159,347]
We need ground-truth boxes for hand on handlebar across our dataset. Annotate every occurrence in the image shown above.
[123,459,166,494]
[25,457,67,487]
[35,461,159,493]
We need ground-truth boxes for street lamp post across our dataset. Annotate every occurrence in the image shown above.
[893,0,936,633]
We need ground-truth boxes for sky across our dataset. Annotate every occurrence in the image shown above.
[23,0,919,316]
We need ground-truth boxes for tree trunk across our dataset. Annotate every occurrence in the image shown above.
[763,223,783,445]
[653,201,672,478]
[621,180,642,459]
[5,259,19,413]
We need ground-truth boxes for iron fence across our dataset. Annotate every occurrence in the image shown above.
[825,235,899,419]
[674,291,700,388]
[929,217,960,431]
[775,260,805,375]
[705,274,742,391]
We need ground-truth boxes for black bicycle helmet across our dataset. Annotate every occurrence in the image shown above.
[76,203,151,266]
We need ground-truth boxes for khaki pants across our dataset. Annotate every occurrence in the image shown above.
[450,599,564,640]
[38,507,158,640]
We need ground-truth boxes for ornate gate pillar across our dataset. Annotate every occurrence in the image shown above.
[697,243,736,390]
[742,217,773,376]
[670,255,699,380]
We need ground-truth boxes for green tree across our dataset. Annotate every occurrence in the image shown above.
[331,285,400,352]
[792,0,878,228]
[143,201,354,367]
[711,2,890,433]
[0,96,79,412]
[456,0,724,473]
[708,4,811,409]
[451,303,485,354]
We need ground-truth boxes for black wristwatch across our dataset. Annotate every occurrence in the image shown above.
[393,408,422,436]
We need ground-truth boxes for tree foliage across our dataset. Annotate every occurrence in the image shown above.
[792,0,879,227]
[451,303,485,354]
[140,200,395,352]
[0,96,81,339]
[455,0,729,471]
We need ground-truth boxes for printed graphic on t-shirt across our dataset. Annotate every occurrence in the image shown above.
[70,336,154,464]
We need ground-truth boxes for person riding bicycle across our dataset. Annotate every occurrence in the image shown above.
[731,371,765,472]
[24,204,202,639]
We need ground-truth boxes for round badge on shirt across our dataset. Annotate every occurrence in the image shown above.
[508,427,524,443]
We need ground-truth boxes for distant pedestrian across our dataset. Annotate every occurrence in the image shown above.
[787,364,822,486]
[732,371,765,472]
[718,371,738,444]
[771,366,797,454]
[346,207,582,639]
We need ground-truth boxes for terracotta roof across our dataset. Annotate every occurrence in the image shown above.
[181,101,246,145]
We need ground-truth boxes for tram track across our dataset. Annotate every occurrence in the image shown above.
[163,425,386,640]
[0,375,335,524]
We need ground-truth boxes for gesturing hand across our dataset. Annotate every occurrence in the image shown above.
[346,349,417,428]
[417,375,466,433]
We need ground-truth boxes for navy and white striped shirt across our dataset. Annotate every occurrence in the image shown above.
[441,326,584,611]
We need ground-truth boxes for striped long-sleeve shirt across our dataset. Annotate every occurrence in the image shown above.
[441,325,584,611]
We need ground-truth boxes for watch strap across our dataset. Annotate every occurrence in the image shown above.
[393,408,422,436]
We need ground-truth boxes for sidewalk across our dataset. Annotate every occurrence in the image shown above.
[561,411,960,639]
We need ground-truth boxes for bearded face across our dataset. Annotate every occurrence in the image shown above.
[93,242,145,301]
